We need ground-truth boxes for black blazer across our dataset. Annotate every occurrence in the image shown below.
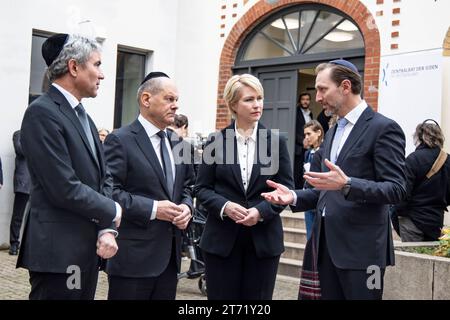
[103,119,194,278]
[18,85,117,273]
[295,108,313,156]
[395,145,450,240]
[13,130,31,194]
[196,123,294,258]
[293,106,406,269]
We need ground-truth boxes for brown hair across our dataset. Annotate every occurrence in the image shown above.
[315,63,362,95]
[174,114,188,129]
[413,120,444,148]
[304,120,324,146]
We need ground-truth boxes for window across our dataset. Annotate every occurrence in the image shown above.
[114,48,146,128]
[240,7,364,61]
[29,32,51,103]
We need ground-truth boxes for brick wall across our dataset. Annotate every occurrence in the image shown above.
[216,0,381,129]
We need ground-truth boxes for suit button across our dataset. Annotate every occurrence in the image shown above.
[91,219,99,223]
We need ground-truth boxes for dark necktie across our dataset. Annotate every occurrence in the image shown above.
[156,130,174,197]
[75,103,98,163]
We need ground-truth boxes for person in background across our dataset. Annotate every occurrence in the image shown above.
[294,92,313,189]
[169,114,189,138]
[9,130,31,255]
[317,109,332,134]
[195,74,294,300]
[302,120,324,240]
[394,120,450,242]
[98,128,110,144]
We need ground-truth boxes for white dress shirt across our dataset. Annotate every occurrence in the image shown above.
[52,83,122,236]
[301,108,312,124]
[138,114,176,220]
[219,122,258,220]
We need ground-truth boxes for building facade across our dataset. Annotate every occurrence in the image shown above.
[0,0,449,245]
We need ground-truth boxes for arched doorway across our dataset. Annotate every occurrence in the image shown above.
[216,0,380,160]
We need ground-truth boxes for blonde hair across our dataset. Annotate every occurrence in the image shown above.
[223,74,263,116]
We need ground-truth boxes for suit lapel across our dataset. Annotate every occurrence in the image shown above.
[223,124,246,195]
[246,124,266,194]
[335,106,373,165]
[132,120,171,197]
[50,87,100,170]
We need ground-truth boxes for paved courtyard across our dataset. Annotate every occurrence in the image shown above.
[0,250,298,300]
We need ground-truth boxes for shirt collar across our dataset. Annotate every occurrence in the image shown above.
[138,114,166,138]
[342,100,368,125]
[234,121,258,143]
[52,83,80,109]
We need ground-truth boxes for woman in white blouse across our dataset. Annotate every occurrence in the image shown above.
[195,74,294,300]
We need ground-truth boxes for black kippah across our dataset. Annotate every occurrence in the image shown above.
[140,71,170,85]
[42,33,69,67]
[329,59,359,74]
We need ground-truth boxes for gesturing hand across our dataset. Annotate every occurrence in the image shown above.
[261,180,294,205]
[304,159,348,190]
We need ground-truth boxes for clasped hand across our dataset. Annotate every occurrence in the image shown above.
[224,202,261,227]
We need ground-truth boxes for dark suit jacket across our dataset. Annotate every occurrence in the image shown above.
[196,123,294,258]
[18,85,117,273]
[292,106,406,270]
[103,119,194,278]
[295,108,313,156]
[13,130,31,194]
[395,145,450,240]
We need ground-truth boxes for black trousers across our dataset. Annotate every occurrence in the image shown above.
[318,219,385,300]
[9,192,29,246]
[107,247,178,300]
[29,264,99,300]
[203,226,280,300]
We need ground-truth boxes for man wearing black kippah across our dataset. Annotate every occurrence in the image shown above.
[103,72,194,300]
[262,59,406,300]
[18,33,122,300]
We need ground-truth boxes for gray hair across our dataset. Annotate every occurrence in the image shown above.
[136,77,166,104]
[47,34,101,82]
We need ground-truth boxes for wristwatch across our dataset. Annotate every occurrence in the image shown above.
[341,177,352,197]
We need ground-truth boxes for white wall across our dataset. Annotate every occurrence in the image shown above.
[174,0,222,138]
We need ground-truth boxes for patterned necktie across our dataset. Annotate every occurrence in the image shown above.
[75,103,98,163]
[156,130,174,198]
[330,117,349,164]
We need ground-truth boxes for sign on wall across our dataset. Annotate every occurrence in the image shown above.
[378,49,443,155]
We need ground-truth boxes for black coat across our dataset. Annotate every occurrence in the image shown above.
[103,120,195,278]
[195,123,294,258]
[18,85,116,273]
[395,145,450,240]
[13,130,31,194]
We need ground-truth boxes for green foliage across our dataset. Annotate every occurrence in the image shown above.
[434,227,450,258]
